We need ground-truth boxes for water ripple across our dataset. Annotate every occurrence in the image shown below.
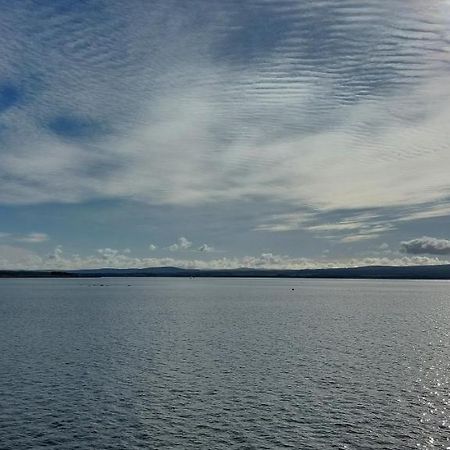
[1,279,450,448]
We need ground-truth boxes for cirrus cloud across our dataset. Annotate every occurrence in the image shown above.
[0,0,448,220]
[0,1,449,261]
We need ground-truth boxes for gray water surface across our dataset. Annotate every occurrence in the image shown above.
[1,278,450,449]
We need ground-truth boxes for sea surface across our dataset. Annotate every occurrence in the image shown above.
[1,278,450,449]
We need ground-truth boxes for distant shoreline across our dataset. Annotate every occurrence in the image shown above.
[2,264,450,280]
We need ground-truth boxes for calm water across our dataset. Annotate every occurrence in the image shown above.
[1,278,450,449]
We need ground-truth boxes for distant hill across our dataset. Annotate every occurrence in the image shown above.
[2,264,450,279]
[0,270,74,278]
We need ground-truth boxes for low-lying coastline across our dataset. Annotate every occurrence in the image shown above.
[2,264,450,279]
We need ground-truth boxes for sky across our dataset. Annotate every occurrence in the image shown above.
[1,0,450,270]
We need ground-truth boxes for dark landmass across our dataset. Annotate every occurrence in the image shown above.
[0,270,75,278]
[2,264,450,279]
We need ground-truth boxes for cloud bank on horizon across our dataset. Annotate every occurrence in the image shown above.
[0,0,449,269]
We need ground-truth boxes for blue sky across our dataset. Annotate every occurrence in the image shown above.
[1,0,450,269]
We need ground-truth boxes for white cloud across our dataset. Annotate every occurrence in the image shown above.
[0,245,449,271]
[168,238,214,252]
[179,237,192,249]
[198,244,214,253]
[255,212,316,232]
[168,237,192,251]
[97,248,120,259]
[397,204,450,222]
[306,223,365,232]
[0,1,448,231]
[339,234,380,244]
[15,233,49,244]
[148,244,157,251]
[47,245,63,261]
[400,236,450,255]
[0,0,448,266]
[0,244,42,267]
[256,210,397,244]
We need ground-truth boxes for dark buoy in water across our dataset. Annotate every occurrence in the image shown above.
[291,288,295,291]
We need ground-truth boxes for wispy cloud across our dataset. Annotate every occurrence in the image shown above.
[14,233,49,244]
[256,210,397,244]
[339,234,380,244]
[0,1,449,260]
[255,211,319,232]
[397,204,450,222]
[0,0,448,218]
